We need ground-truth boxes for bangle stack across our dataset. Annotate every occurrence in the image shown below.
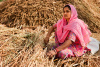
[54,48,59,54]
[54,49,57,54]
[55,48,59,52]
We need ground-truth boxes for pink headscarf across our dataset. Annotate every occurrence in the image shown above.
[56,5,91,47]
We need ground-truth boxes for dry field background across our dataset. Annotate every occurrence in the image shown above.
[0,0,100,67]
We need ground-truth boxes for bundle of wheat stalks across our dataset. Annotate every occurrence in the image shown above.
[0,24,100,67]
[0,0,65,29]
[0,0,100,33]
[0,0,100,67]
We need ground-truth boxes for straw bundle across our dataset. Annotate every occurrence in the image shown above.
[0,0,100,33]
[0,0,65,29]
[0,24,48,66]
[0,0,100,67]
[0,24,100,67]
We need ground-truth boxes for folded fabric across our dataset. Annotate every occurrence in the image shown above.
[87,37,100,55]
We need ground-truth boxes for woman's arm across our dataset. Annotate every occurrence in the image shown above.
[46,23,57,37]
[46,26,54,38]
[56,39,72,51]
[46,39,72,57]
[56,31,76,52]
[47,31,75,58]
[44,25,56,45]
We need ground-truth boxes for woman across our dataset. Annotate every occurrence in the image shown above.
[44,5,91,59]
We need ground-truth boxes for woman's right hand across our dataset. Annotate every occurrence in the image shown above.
[44,36,49,45]
[44,26,54,45]
[46,50,57,58]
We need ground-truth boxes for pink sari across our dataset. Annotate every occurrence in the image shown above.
[53,5,91,59]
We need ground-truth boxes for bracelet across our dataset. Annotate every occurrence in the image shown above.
[53,49,57,54]
[55,48,59,53]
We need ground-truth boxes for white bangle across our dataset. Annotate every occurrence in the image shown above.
[53,49,57,54]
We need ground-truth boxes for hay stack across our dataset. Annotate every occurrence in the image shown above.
[0,0,65,28]
[0,0,100,33]
[0,0,100,67]
[0,24,48,66]
[0,24,100,67]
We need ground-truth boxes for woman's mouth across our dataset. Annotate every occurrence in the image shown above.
[64,15,67,17]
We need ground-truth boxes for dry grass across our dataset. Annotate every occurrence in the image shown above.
[0,0,100,67]
[0,0,65,28]
[0,0,100,33]
[0,24,100,67]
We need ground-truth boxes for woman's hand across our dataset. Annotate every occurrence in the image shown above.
[46,50,57,58]
[44,36,49,45]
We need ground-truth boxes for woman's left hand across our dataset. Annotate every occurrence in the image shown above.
[47,50,57,58]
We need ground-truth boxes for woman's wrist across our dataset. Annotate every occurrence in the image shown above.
[53,49,57,54]
[55,48,59,53]
[54,48,59,54]
[46,35,50,38]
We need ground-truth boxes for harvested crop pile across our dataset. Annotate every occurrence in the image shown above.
[0,0,100,66]
[0,24,47,66]
[0,0,65,28]
[0,0,100,33]
[0,24,100,67]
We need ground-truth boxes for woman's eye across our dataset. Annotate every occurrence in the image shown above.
[63,10,70,13]
[66,10,70,13]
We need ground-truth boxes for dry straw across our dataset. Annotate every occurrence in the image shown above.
[0,0,100,33]
[0,24,100,67]
[0,0,100,67]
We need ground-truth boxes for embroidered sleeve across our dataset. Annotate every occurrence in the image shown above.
[68,31,76,42]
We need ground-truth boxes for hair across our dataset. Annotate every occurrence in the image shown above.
[63,5,71,11]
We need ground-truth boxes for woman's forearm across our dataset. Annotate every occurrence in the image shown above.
[46,26,54,37]
[56,40,72,51]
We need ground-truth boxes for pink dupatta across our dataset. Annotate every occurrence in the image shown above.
[56,5,91,47]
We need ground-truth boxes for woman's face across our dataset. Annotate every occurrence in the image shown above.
[63,7,71,20]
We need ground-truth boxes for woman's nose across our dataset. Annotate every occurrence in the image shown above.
[64,12,67,14]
